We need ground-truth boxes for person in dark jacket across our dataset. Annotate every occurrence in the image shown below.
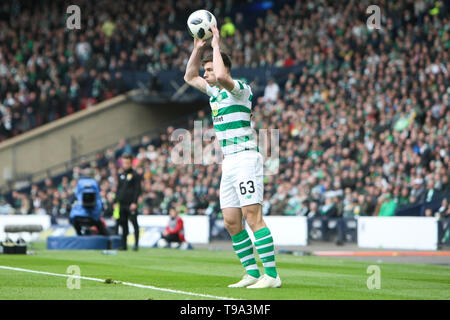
[115,153,141,251]
[423,178,441,203]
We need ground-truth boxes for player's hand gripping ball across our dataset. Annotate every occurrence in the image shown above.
[187,9,217,40]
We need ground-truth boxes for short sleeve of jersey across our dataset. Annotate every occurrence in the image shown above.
[230,79,247,97]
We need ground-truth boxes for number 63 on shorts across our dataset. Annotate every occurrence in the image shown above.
[219,150,264,209]
[239,180,255,195]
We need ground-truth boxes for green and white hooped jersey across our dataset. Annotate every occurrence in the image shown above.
[206,79,258,156]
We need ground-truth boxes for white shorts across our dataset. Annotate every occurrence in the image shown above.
[220,150,264,209]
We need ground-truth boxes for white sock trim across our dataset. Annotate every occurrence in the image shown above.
[245,264,259,271]
[240,254,255,263]
[236,244,253,254]
[255,242,273,250]
[233,237,251,247]
[254,234,272,243]
[259,251,274,259]
[263,261,276,268]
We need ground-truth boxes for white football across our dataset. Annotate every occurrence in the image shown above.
[187,10,217,40]
[157,238,168,248]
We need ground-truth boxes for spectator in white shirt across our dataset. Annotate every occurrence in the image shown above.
[263,79,280,103]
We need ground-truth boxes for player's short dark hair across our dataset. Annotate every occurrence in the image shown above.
[121,153,133,160]
[201,52,232,70]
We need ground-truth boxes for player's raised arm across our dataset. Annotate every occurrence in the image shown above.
[210,25,234,92]
[184,38,208,94]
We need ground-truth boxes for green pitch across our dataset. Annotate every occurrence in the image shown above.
[0,242,449,300]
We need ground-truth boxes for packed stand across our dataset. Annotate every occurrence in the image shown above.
[1,0,448,141]
[0,0,230,141]
[1,0,449,227]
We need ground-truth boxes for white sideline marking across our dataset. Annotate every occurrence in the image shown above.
[0,265,240,300]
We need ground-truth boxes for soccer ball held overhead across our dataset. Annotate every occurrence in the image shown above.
[187,9,217,40]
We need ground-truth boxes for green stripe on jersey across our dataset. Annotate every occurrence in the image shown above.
[221,135,251,147]
[216,104,251,116]
[226,146,259,155]
[214,120,250,132]
[210,91,229,103]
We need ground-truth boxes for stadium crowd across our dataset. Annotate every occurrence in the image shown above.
[0,0,449,233]
[0,0,241,141]
[1,0,448,138]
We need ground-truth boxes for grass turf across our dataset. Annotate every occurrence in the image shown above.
[0,242,449,300]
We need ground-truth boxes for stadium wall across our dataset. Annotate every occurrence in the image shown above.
[0,90,203,190]
[357,217,439,250]
[0,215,444,250]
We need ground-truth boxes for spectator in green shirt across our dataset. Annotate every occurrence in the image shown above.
[396,187,411,207]
[378,194,397,216]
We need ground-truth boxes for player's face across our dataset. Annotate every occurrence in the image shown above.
[122,158,131,170]
[203,62,216,85]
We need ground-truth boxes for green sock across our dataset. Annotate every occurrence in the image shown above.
[231,229,260,278]
[254,227,278,278]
